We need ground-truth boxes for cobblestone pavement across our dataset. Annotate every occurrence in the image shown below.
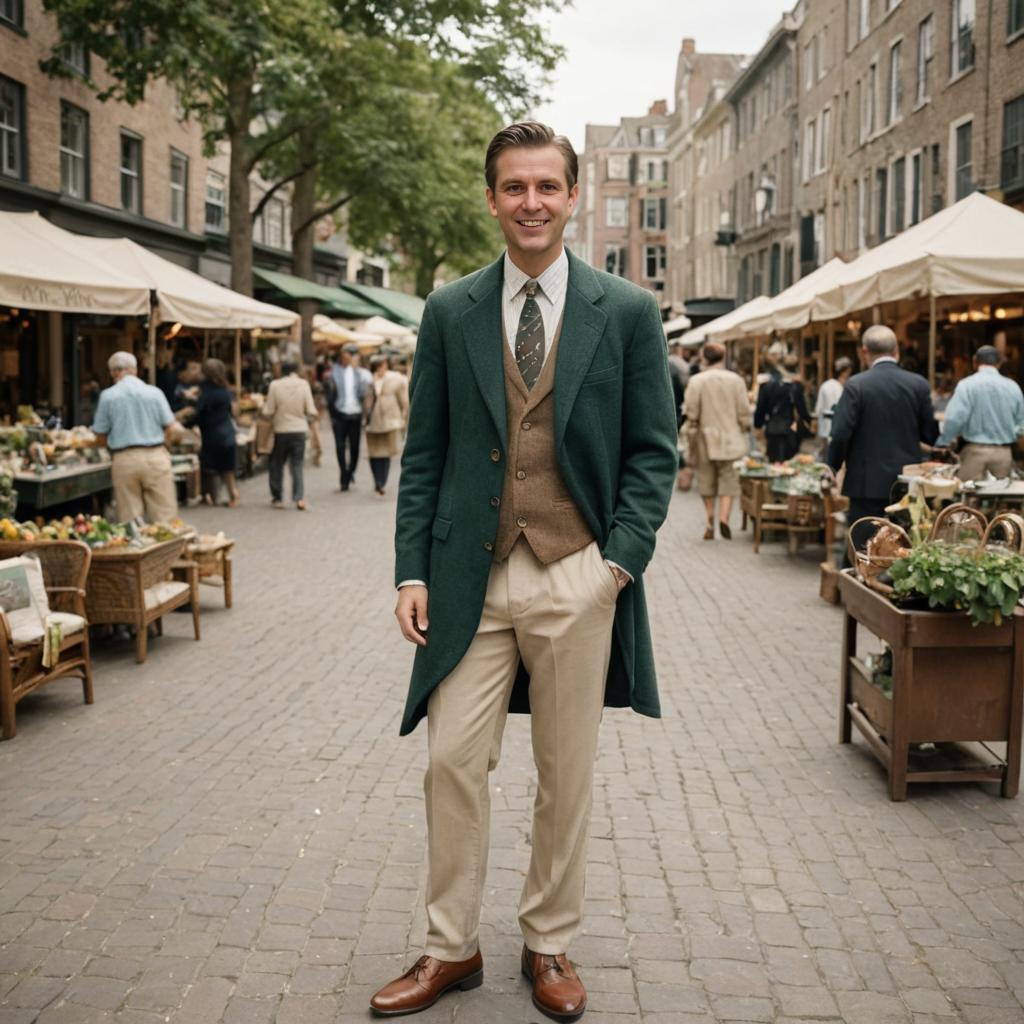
[2,451,1024,1024]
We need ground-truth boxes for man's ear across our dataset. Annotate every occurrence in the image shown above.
[485,187,498,218]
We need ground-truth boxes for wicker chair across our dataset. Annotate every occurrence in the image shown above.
[85,537,199,663]
[0,540,93,740]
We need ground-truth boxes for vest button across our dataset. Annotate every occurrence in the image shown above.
[489,449,500,462]
[516,516,527,528]
[516,470,526,480]
[483,542,494,552]
[522,421,531,430]
[490,496,500,507]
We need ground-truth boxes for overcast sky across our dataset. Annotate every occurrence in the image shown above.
[532,1,790,150]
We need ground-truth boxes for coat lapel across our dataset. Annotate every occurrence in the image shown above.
[554,252,607,450]
[460,256,507,451]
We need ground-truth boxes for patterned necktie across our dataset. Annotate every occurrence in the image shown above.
[515,279,545,391]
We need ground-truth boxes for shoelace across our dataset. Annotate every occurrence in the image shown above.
[536,954,567,977]
[406,956,435,981]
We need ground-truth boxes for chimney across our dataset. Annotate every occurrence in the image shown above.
[649,99,668,116]
[681,37,696,55]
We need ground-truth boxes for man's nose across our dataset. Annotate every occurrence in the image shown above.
[521,187,544,209]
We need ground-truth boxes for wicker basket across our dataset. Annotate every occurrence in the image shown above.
[847,517,913,596]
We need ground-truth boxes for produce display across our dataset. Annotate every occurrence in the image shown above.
[0,514,192,549]
[0,424,108,475]
[740,454,834,496]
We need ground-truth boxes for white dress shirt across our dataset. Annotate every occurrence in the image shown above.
[502,249,568,361]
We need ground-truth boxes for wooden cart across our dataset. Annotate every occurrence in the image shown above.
[838,569,1023,800]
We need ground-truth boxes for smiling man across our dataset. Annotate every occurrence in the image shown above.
[371,122,677,1020]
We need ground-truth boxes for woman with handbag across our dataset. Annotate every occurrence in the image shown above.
[364,354,409,496]
[683,343,753,540]
[755,354,811,462]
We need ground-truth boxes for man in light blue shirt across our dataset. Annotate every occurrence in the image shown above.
[92,351,178,522]
[938,345,1024,481]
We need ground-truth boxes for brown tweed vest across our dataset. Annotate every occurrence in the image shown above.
[494,320,595,563]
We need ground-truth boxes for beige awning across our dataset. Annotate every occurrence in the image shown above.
[735,258,848,334]
[362,314,415,340]
[680,295,773,346]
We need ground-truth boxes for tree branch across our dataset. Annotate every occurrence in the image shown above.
[244,121,306,172]
[294,193,353,235]
[250,164,318,222]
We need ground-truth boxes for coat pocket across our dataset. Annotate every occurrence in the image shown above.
[431,516,452,541]
[582,365,618,386]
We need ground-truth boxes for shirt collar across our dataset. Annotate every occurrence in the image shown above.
[978,365,999,374]
[503,248,568,304]
[871,356,898,367]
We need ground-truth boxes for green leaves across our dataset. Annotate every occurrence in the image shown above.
[890,542,1024,627]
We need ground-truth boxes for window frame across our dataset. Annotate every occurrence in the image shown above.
[119,130,143,215]
[605,195,628,228]
[909,147,923,224]
[0,74,27,181]
[204,169,227,233]
[169,147,188,229]
[887,38,904,125]
[61,40,90,77]
[1001,95,1024,194]
[0,0,24,32]
[59,101,89,201]
[949,115,974,201]
[860,0,870,41]
[950,0,976,79]
[890,154,907,233]
[864,61,878,140]
[1011,0,1024,38]
[916,15,935,107]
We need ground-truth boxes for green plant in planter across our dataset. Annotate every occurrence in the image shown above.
[890,542,1024,626]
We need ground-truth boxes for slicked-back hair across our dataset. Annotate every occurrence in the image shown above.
[702,342,725,365]
[861,325,898,355]
[485,121,578,192]
[975,345,1001,366]
[108,351,137,374]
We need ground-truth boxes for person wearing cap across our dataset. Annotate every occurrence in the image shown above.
[327,344,372,491]
[814,356,853,459]
[938,345,1024,481]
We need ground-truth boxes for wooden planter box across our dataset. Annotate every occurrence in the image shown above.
[838,570,1023,800]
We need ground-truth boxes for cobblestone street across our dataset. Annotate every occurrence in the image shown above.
[2,456,1024,1024]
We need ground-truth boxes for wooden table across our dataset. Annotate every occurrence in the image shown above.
[14,464,112,513]
[838,569,1022,801]
[182,535,234,608]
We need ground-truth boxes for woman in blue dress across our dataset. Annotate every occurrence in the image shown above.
[193,359,240,507]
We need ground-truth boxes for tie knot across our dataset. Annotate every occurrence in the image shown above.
[524,279,539,299]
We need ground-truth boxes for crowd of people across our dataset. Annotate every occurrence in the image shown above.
[670,328,1024,544]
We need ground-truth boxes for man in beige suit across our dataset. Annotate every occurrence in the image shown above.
[683,342,752,539]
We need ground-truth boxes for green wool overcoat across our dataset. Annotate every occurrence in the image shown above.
[394,251,678,736]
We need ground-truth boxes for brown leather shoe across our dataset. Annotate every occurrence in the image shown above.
[369,951,483,1017]
[521,946,587,1020]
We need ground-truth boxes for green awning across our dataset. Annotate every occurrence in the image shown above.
[253,268,384,319]
[338,281,425,328]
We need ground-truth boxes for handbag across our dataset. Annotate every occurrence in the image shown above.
[255,417,274,456]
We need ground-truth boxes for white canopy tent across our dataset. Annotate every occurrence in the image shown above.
[311,314,382,348]
[662,312,692,336]
[361,314,415,341]
[730,258,848,335]
[72,236,298,330]
[0,211,150,316]
[678,295,773,348]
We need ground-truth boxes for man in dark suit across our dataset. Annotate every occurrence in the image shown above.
[370,122,678,1019]
[827,325,937,549]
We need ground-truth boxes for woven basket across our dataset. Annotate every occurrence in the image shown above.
[847,517,913,596]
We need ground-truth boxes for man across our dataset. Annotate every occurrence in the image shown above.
[261,359,317,510]
[937,345,1024,481]
[92,351,179,524]
[683,342,752,540]
[328,344,370,490]
[371,122,677,1019]
[814,356,853,459]
[827,325,937,545]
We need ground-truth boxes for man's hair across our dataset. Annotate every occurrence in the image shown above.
[975,345,1002,366]
[861,324,898,355]
[108,351,137,374]
[835,356,853,375]
[783,353,799,372]
[485,121,578,192]
[702,342,725,365]
[281,359,298,375]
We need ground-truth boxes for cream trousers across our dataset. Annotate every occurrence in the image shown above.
[423,539,617,960]
[111,446,178,524]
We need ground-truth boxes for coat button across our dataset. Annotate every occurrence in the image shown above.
[490,449,500,462]
[516,470,526,480]
[516,516,527,528]
[484,542,494,552]
[490,496,500,507]
[522,421,532,430]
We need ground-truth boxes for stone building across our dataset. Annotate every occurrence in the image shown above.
[576,103,673,298]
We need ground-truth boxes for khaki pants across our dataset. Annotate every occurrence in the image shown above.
[958,443,1014,483]
[424,539,617,960]
[111,447,178,523]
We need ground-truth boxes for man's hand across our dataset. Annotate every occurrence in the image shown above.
[608,564,630,591]
[395,585,429,646]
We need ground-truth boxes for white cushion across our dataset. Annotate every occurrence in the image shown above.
[11,611,86,646]
[144,580,191,611]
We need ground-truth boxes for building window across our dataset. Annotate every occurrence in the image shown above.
[0,0,23,29]
[169,149,188,228]
[205,170,226,232]
[1011,0,1024,36]
[818,106,831,173]
[911,151,922,223]
[860,0,870,40]
[263,197,285,249]
[954,119,973,199]
[930,143,943,212]
[891,156,906,232]
[770,243,781,295]
[119,132,142,214]
[1003,95,1024,193]
[856,177,866,250]
[0,75,25,180]
[605,196,628,228]
[804,38,817,92]
[951,0,975,77]
[884,0,902,10]
[644,245,666,280]
[916,16,935,105]
[59,102,89,200]
[642,197,665,230]
[876,166,888,239]
[804,118,816,182]
[887,40,903,124]
[606,155,629,180]
[61,41,90,76]
[864,63,877,138]
[604,244,626,277]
